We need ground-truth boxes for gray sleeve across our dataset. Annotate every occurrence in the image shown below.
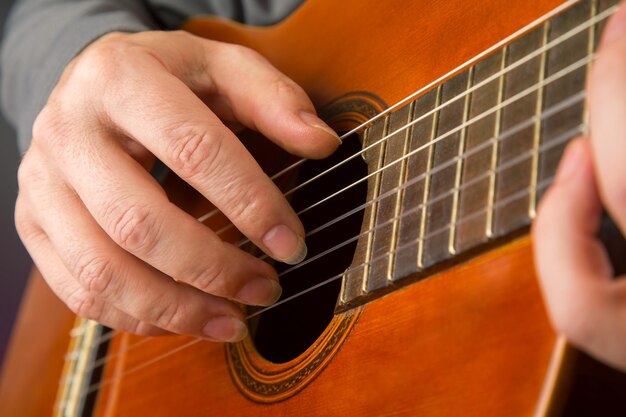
[1,0,160,152]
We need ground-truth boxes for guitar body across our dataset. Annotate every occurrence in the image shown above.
[2,0,625,416]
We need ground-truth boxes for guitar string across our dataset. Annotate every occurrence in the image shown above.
[67,53,590,371]
[204,30,608,250]
[61,2,607,384]
[270,123,584,281]
[195,3,613,226]
[193,0,581,223]
[63,14,599,353]
[73,112,583,382]
[252,5,609,202]
[73,173,559,401]
[216,54,592,256]
[65,79,586,353]
[56,4,604,408]
[273,92,585,258]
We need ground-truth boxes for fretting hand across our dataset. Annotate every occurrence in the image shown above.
[533,4,626,371]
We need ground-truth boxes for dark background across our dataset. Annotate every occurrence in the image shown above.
[0,0,33,368]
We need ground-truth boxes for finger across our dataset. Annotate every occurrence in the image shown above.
[19,155,247,341]
[532,139,626,366]
[588,5,626,234]
[83,42,309,264]
[190,41,341,159]
[138,32,340,159]
[41,128,281,306]
[15,196,165,336]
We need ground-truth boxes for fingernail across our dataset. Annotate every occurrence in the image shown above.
[299,111,341,143]
[557,139,584,182]
[262,224,308,265]
[202,316,248,342]
[236,278,282,306]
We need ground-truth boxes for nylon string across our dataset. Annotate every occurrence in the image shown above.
[197,3,613,227]
[58,1,612,407]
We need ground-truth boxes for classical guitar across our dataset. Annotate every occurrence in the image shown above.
[2,0,626,415]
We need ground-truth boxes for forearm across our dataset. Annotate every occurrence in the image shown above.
[1,0,159,152]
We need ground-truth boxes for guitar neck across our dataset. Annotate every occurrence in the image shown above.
[339,0,615,309]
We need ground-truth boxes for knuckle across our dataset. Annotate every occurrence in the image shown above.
[106,202,160,253]
[32,107,53,141]
[151,300,187,332]
[225,43,264,63]
[129,321,156,336]
[16,152,39,190]
[187,260,227,293]
[224,180,267,226]
[271,76,304,99]
[167,128,222,179]
[67,37,140,105]
[65,288,101,320]
[168,30,196,44]
[73,254,116,297]
[14,195,48,246]
[32,106,68,150]
[73,42,127,85]
[13,202,38,242]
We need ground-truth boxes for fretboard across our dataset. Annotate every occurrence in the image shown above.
[338,0,616,309]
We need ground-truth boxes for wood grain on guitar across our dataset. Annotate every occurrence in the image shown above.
[2,0,626,416]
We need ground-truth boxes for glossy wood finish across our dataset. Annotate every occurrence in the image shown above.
[92,237,556,417]
[0,0,570,416]
[185,0,564,109]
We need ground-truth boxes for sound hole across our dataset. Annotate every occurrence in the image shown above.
[250,134,367,363]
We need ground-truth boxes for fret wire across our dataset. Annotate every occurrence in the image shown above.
[86,84,585,380]
[417,87,441,269]
[248,87,587,266]
[448,67,474,255]
[360,119,389,294]
[294,55,590,218]
[529,22,550,219]
[69,0,616,392]
[338,269,349,304]
[486,48,507,238]
[278,9,605,201]
[81,93,586,379]
[255,167,567,319]
[354,126,374,295]
[216,53,589,263]
[387,101,416,282]
[324,0,580,143]
[195,2,615,228]
[80,169,564,399]
[275,121,582,280]
[234,53,594,256]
